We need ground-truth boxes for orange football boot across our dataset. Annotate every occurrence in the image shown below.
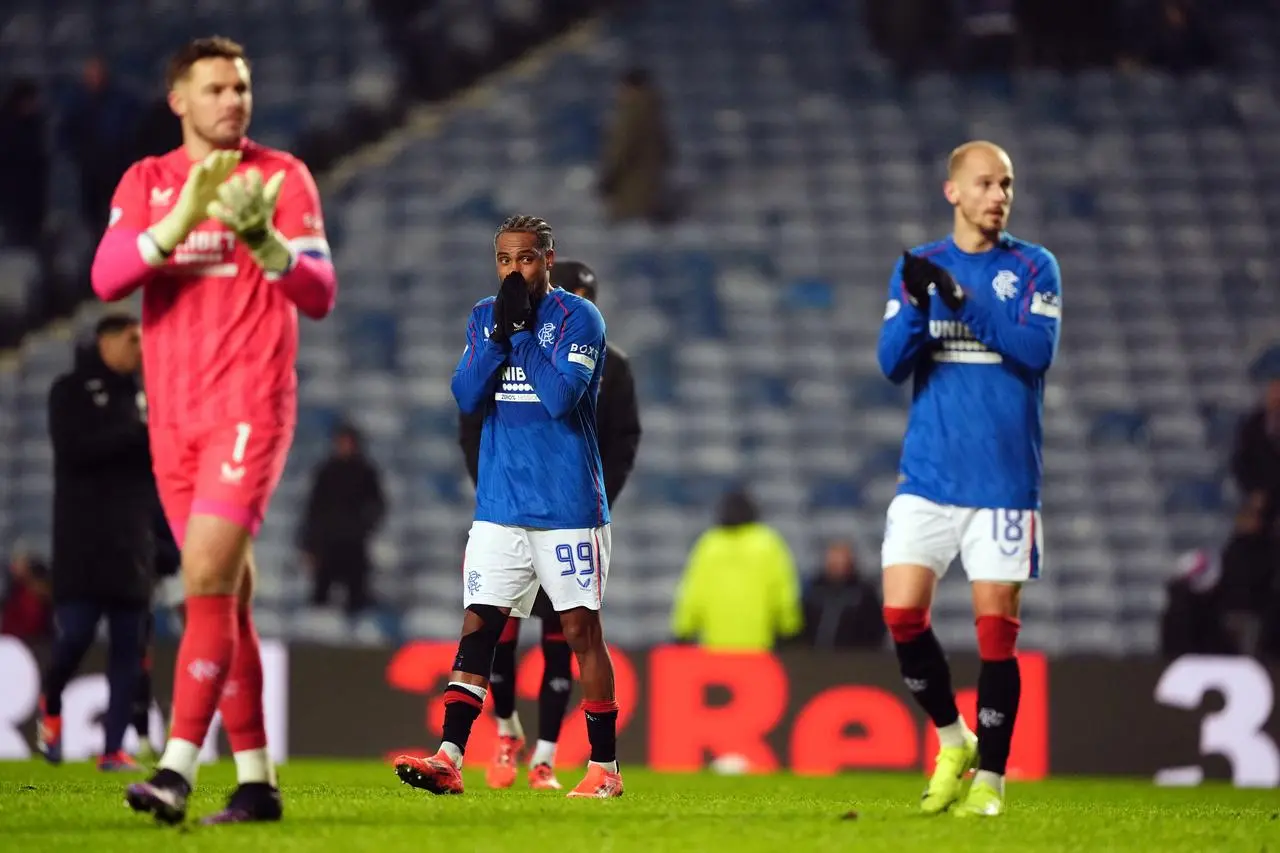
[566,763,623,798]
[528,763,562,790]
[394,750,464,795]
[485,736,524,789]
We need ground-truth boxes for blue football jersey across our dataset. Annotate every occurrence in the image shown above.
[451,286,611,529]
[876,233,1063,509]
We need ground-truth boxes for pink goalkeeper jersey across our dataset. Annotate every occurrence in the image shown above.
[105,139,331,428]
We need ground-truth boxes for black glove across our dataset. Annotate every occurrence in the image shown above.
[489,284,510,347]
[900,251,931,310]
[921,257,962,313]
[495,271,533,340]
[909,252,966,312]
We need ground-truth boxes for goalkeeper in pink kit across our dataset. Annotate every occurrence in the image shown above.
[89,37,336,825]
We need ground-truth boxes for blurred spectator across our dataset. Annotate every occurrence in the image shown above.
[1159,549,1237,658]
[1,549,53,641]
[0,78,51,249]
[1219,377,1280,654]
[954,0,1018,72]
[670,488,802,651]
[43,315,154,769]
[1118,0,1217,73]
[798,540,886,650]
[598,68,674,224]
[298,423,387,614]
[865,0,953,76]
[131,94,183,161]
[58,57,140,234]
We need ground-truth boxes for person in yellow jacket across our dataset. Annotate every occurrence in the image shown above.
[670,488,803,651]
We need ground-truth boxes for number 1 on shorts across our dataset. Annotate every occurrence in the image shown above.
[232,422,252,464]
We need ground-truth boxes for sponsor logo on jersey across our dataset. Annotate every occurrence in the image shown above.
[568,342,598,371]
[173,229,239,273]
[992,270,1019,301]
[1030,291,1061,319]
[495,365,540,403]
[150,187,174,207]
[929,320,1002,364]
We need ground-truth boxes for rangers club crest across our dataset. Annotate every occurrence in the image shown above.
[537,322,556,348]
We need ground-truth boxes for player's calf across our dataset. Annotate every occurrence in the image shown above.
[972,609,1021,802]
[883,605,966,739]
[883,599,976,815]
[532,624,573,773]
[559,607,623,798]
[151,515,249,792]
[486,618,523,789]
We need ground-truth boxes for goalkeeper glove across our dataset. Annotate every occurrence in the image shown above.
[491,271,533,343]
[900,251,931,311]
[146,149,241,255]
[208,168,295,274]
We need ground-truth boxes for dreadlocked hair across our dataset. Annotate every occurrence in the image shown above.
[494,215,554,252]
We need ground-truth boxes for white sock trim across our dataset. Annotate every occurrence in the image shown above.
[530,739,557,768]
[448,681,487,702]
[157,738,202,785]
[936,719,972,749]
[439,741,463,768]
[974,770,1005,795]
[496,712,524,740]
[232,747,276,786]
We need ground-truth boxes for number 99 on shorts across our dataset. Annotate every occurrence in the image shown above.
[463,521,613,617]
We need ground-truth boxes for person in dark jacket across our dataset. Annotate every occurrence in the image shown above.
[297,423,386,614]
[39,314,152,771]
[0,78,50,249]
[799,540,887,650]
[458,259,641,789]
[1159,549,1238,658]
[1219,377,1280,654]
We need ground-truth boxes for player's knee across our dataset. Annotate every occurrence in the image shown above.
[498,616,520,645]
[235,559,255,612]
[883,606,931,644]
[456,604,509,677]
[181,514,250,596]
[975,614,1020,661]
[541,632,572,678]
[557,607,601,653]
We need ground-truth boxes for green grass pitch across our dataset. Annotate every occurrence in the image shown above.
[1,760,1276,852]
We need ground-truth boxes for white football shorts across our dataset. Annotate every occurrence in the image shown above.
[462,520,611,617]
[880,494,1044,583]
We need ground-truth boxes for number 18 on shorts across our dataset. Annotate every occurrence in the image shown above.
[880,494,1044,582]
[463,521,612,617]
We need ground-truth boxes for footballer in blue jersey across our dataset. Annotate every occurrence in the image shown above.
[875,142,1062,819]
[394,216,623,800]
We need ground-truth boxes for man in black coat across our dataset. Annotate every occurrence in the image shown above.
[39,314,154,770]
[297,423,387,614]
[458,259,641,789]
